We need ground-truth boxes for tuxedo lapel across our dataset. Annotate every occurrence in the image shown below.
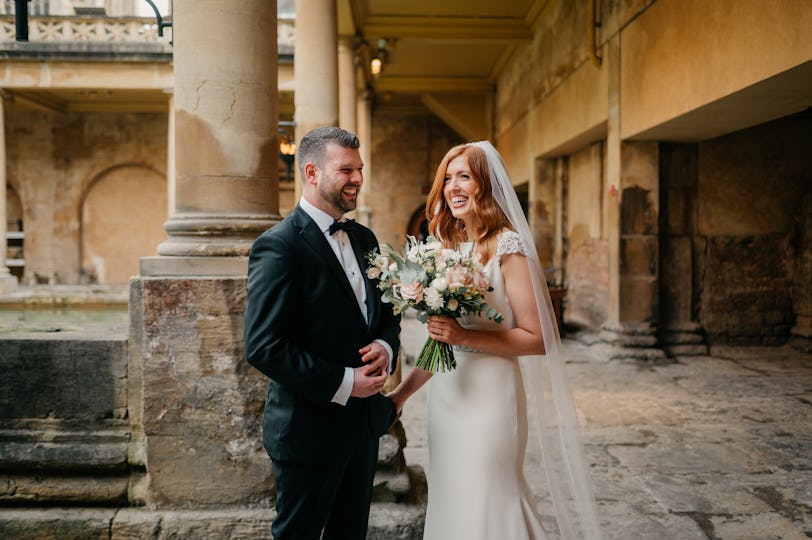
[292,206,368,326]
[346,227,377,328]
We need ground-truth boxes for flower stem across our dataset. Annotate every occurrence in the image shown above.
[415,337,456,373]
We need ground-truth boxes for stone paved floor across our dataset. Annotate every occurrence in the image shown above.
[398,314,812,540]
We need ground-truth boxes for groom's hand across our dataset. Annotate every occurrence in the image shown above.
[350,364,387,398]
[350,343,389,398]
[359,342,388,375]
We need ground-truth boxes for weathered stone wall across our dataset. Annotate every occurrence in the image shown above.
[132,275,273,507]
[4,111,168,285]
[792,195,812,351]
[565,143,609,329]
[697,112,812,345]
[493,0,811,345]
[369,113,463,248]
[0,327,132,504]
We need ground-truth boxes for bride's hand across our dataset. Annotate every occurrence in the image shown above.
[427,315,465,345]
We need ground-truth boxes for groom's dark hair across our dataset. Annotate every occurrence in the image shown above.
[296,127,360,180]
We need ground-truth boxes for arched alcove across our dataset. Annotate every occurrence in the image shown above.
[6,185,23,231]
[80,165,167,284]
[406,205,428,241]
[6,185,24,279]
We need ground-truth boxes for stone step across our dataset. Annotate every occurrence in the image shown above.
[663,343,709,357]
[0,501,427,539]
[660,331,706,345]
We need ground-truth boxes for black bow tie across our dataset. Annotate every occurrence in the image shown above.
[328,219,355,235]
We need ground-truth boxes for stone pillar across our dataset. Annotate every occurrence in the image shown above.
[791,195,812,352]
[132,0,279,507]
[356,90,373,227]
[293,0,339,201]
[166,93,175,216]
[0,90,18,293]
[157,1,280,258]
[658,144,707,356]
[601,37,664,361]
[338,36,357,134]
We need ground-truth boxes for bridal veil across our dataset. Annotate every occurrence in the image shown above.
[469,141,603,540]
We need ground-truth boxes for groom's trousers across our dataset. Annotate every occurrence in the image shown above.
[270,430,379,540]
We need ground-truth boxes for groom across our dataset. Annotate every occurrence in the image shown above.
[244,127,400,539]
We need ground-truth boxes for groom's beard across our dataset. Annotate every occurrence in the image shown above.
[320,182,359,214]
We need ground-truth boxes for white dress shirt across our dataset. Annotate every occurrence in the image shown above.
[299,198,393,405]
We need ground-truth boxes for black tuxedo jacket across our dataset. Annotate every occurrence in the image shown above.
[244,205,400,464]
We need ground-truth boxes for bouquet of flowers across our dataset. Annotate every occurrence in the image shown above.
[366,235,503,373]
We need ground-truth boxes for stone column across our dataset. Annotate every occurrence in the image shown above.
[0,90,18,293]
[658,144,707,356]
[293,0,339,201]
[166,93,175,216]
[131,0,278,507]
[157,0,280,259]
[601,37,664,361]
[338,36,357,134]
[791,195,812,352]
[356,89,373,227]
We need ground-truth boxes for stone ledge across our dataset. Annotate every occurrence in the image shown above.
[0,501,427,539]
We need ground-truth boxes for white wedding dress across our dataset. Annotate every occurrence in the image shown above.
[424,231,548,540]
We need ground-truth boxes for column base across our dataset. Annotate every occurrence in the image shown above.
[129,273,274,507]
[790,316,812,353]
[157,214,280,257]
[659,322,709,357]
[140,255,248,277]
[599,321,668,362]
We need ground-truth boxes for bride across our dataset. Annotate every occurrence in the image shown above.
[387,142,602,540]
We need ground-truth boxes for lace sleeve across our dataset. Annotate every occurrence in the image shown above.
[496,230,528,259]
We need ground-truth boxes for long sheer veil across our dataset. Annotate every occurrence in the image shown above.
[469,141,603,539]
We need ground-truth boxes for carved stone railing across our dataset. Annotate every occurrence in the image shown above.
[0,16,295,50]
[0,16,171,44]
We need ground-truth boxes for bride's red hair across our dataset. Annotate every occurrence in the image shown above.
[425,144,512,263]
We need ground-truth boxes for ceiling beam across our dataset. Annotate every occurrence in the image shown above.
[5,90,67,113]
[374,76,493,93]
[361,16,533,41]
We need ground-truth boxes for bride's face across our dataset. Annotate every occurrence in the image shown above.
[443,154,480,225]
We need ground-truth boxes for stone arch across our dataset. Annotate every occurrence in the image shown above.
[80,164,167,285]
[6,185,24,280]
[406,204,428,241]
[6,185,23,232]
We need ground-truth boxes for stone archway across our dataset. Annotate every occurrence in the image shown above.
[80,165,167,285]
[6,185,24,280]
[406,204,428,241]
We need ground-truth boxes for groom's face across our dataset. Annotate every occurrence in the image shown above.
[313,143,364,217]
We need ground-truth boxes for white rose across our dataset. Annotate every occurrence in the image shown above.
[424,287,444,310]
[447,298,459,311]
[430,277,449,292]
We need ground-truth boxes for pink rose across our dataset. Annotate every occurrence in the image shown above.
[446,267,469,290]
[471,269,490,291]
[400,281,424,303]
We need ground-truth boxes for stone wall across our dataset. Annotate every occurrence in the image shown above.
[565,143,609,329]
[697,111,812,345]
[5,111,168,285]
[369,113,463,248]
[0,324,132,504]
[701,235,794,345]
